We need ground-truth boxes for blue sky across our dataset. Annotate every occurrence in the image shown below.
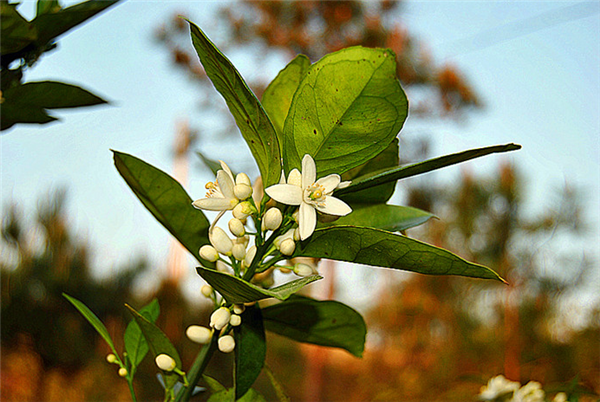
[2,1,598,301]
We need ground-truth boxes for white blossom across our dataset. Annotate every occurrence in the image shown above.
[479,375,520,401]
[155,354,177,372]
[192,161,239,212]
[279,238,295,255]
[209,227,233,255]
[263,207,283,231]
[186,325,212,344]
[218,335,236,353]
[199,245,219,262]
[228,218,246,237]
[201,285,213,298]
[229,314,242,326]
[210,307,231,330]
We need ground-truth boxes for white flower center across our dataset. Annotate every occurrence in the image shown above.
[205,181,223,198]
[304,183,326,207]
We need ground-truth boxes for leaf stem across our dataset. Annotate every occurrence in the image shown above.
[174,333,219,402]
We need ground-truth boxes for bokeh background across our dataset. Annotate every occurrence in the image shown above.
[1,1,599,401]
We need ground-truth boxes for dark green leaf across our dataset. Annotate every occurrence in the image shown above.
[126,304,181,390]
[203,375,226,393]
[196,267,321,304]
[336,143,522,196]
[262,296,366,357]
[63,293,118,355]
[0,2,37,55]
[112,151,212,266]
[36,0,61,17]
[188,21,281,187]
[235,306,266,400]
[294,226,506,282]
[263,366,291,402]
[197,151,223,176]
[324,204,435,233]
[282,46,408,177]
[207,388,266,402]
[262,54,311,138]
[124,299,160,370]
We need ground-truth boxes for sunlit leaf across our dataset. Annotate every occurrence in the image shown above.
[124,298,159,370]
[234,306,266,400]
[324,204,435,232]
[263,296,366,357]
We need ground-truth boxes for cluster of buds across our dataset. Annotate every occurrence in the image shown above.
[184,303,245,354]
[105,353,128,377]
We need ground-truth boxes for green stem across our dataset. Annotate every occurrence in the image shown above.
[174,333,219,402]
[127,377,137,402]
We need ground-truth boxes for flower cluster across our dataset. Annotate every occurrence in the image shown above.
[479,375,569,402]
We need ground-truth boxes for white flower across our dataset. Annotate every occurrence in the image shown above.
[279,238,295,255]
[228,218,246,237]
[479,375,520,400]
[263,207,283,231]
[293,263,314,277]
[552,392,568,402]
[199,245,219,262]
[265,154,352,240]
[218,335,235,353]
[186,325,212,344]
[209,227,233,255]
[513,381,545,402]
[229,314,242,326]
[201,285,213,298]
[193,161,239,212]
[210,307,231,330]
[243,245,257,268]
[232,243,246,261]
[233,304,245,315]
[155,354,177,371]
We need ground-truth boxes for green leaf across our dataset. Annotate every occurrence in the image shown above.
[124,298,160,370]
[1,81,107,131]
[0,2,37,55]
[208,388,266,402]
[197,151,223,176]
[262,296,366,357]
[203,375,226,393]
[262,54,311,138]
[324,204,435,233]
[234,306,266,400]
[32,0,120,45]
[294,226,506,282]
[282,46,408,177]
[36,0,61,17]
[126,304,182,390]
[63,293,118,355]
[188,21,281,187]
[112,151,212,266]
[196,267,321,304]
[336,143,522,196]
[263,366,291,402]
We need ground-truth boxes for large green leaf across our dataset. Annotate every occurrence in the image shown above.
[262,296,366,357]
[188,21,281,187]
[196,267,321,304]
[124,299,160,371]
[63,293,118,355]
[262,54,311,138]
[234,306,266,400]
[113,151,212,266]
[282,46,408,177]
[294,226,505,282]
[0,2,37,55]
[126,304,181,390]
[336,143,522,196]
[1,81,107,131]
[324,204,435,233]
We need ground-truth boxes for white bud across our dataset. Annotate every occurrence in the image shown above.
[232,243,247,261]
[106,353,117,364]
[118,367,128,377]
[210,227,233,255]
[233,235,249,247]
[155,354,177,371]
[293,228,300,241]
[293,263,314,277]
[236,172,251,186]
[233,304,245,315]
[228,218,246,237]
[201,285,212,298]
[186,325,212,344]
[292,210,299,223]
[216,260,231,273]
[210,307,231,330]
[263,208,283,230]
[199,245,219,262]
[243,245,257,268]
[279,238,295,255]
[234,183,253,200]
[218,335,236,353]
[278,267,292,274]
[233,201,253,219]
[229,314,242,326]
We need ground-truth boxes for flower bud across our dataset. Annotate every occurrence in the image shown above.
[155,354,176,372]
[216,260,231,273]
[236,172,251,186]
[243,245,257,268]
[234,183,253,200]
[210,307,231,330]
[279,238,295,255]
[263,208,282,231]
[106,353,117,364]
[218,335,235,353]
[199,245,219,262]
[210,227,233,255]
[118,367,128,377]
[233,201,254,220]
[232,243,246,261]
[233,304,245,315]
[229,314,242,326]
[293,263,314,277]
[201,285,212,298]
[228,218,246,237]
[186,325,212,344]
[278,267,292,274]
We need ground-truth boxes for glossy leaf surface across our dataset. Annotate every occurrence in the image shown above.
[235,306,266,400]
[324,204,435,233]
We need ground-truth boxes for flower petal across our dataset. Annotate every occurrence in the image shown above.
[217,170,235,200]
[265,184,303,205]
[287,169,302,187]
[316,174,341,194]
[315,196,352,216]
[301,154,316,189]
[219,160,235,182]
[299,202,317,240]
[193,197,232,211]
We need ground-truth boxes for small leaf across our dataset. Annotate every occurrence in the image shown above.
[36,0,61,17]
[294,226,505,282]
[196,267,321,304]
[203,375,226,393]
[188,21,281,187]
[262,54,311,138]
[197,151,223,176]
[113,151,212,266]
[63,293,118,355]
[263,366,291,402]
[234,306,266,400]
[262,296,366,357]
[282,46,408,177]
[324,204,435,233]
[0,2,37,55]
[124,298,160,370]
[336,143,522,196]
